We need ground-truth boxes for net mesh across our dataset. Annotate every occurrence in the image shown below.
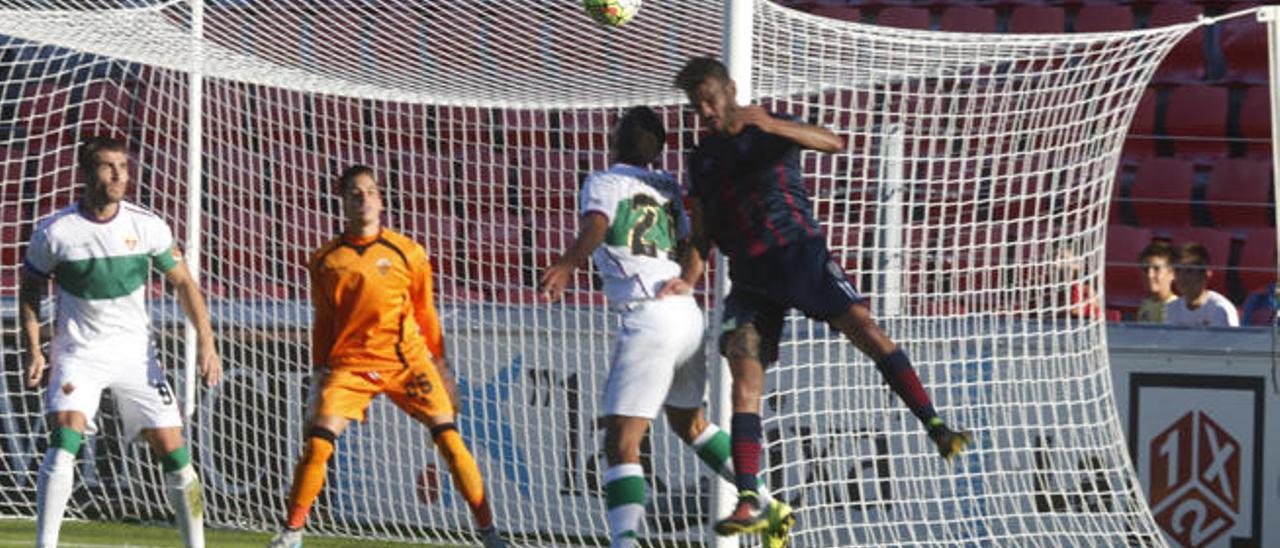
[0,0,1237,545]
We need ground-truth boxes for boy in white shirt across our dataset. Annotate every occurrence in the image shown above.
[1165,242,1239,327]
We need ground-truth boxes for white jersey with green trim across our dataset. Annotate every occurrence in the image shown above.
[580,164,689,304]
[24,202,180,362]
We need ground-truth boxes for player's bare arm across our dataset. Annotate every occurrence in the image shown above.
[539,211,609,301]
[165,262,223,386]
[734,104,844,153]
[18,271,47,388]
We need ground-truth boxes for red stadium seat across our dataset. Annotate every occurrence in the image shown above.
[1238,85,1271,158]
[1205,158,1272,231]
[1009,6,1066,34]
[1170,227,1233,294]
[1164,85,1229,159]
[0,202,24,267]
[1129,157,1194,231]
[1221,17,1266,84]
[1105,224,1154,310]
[1,146,27,197]
[809,6,861,23]
[1122,87,1157,160]
[1149,4,1205,84]
[874,7,931,30]
[940,7,995,33]
[1073,5,1133,33]
[79,81,135,137]
[1237,228,1277,296]
[17,82,72,143]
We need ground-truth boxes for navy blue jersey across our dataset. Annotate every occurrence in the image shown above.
[689,113,821,260]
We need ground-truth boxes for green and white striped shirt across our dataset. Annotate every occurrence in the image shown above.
[24,202,180,361]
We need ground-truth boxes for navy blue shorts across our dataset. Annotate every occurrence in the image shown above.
[720,237,867,364]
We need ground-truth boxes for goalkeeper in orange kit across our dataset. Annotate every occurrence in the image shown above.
[268,165,506,548]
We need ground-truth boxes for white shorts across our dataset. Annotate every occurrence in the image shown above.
[602,295,707,419]
[45,349,183,442]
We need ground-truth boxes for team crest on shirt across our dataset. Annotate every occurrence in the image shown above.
[124,235,138,250]
[376,257,392,276]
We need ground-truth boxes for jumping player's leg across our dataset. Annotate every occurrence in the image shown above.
[596,295,705,547]
[711,312,788,535]
[35,411,87,548]
[141,426,206,548]
[602,415,652,548]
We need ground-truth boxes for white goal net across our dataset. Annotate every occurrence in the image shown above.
[0,0,1245,546]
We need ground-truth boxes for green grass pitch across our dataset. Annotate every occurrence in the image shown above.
[0,519,468,547]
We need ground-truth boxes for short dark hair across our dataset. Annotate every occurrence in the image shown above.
[78,136,126,181]
[612,106,666,166]
[1174,242,1209,267]
[1138,241,1174,264]
[674,56,730,94]
[336,164,376,194]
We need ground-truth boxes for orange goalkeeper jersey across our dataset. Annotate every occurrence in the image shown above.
[309,228,445,371]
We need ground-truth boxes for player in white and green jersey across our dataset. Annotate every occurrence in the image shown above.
[539,107,788,548]
[19,137,223,548]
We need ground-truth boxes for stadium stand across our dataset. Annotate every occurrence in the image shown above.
[1129,157,1195,232]
[1105,224,1153,315]
[1163,84,1230,158]
[1205,158,1272,231]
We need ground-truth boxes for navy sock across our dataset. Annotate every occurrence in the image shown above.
[875,350,938,426]
[731,413,762,492]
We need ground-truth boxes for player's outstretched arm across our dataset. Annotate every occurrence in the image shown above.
[165,263,223,386]
[735,105,843,153]
[657,201,706,298]
[539,211,608,302]
[18,271,47,388]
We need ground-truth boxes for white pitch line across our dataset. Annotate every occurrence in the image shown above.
[0,541,168,548]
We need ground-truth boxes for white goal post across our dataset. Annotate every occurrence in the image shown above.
[0,1,1272,546]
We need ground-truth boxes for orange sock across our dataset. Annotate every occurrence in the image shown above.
[285,431,335,529]
[433,424,492,529]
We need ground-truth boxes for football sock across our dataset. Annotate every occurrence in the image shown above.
[691,424,773,505]
[603,463,645,548]
[285,427,336,530]
[875,350,939,427]
[432,423,493,530]
[730,413,763,493]
[35,427,81,548]
[161,447,204,548]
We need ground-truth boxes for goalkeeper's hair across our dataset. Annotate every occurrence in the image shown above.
[612,106,665,166]
[674,56,730,93]
[77,136,126,181]
[337,164,376,194]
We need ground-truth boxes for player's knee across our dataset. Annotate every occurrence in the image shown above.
[719,325,761,362]
[431,423,467,458]
[303,426,337,463]
[603,429,642,465]
[49,426,83,455]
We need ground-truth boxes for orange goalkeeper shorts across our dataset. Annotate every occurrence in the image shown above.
[310,360,454,422]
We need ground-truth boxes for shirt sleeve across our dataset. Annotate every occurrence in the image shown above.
[411,246,446,361]
[1221,299,1241,327]
[23,225,56,279]
[309,257,335,368]
[149,218,180,273]
[579,173,618,223]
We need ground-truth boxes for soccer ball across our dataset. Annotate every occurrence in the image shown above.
[583,0,642,28]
